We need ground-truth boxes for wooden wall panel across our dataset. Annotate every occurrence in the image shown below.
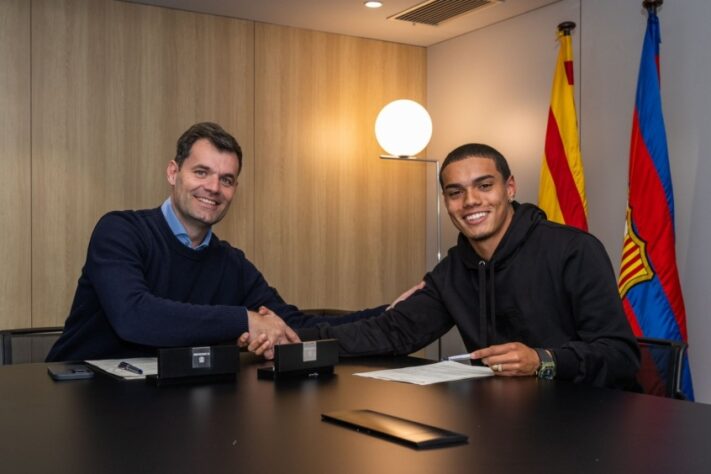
[0,0,31,330]
[255,24,427,310]
[31,0,254,326]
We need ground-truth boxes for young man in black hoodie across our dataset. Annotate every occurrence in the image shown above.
[292,143,639,389]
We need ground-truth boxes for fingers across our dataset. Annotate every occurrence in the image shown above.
[253,339,272,357]
[258,305,274,316]
[247,307,299,355]
[471,342,516,360]
[472,342,539,376]
[388,281,426,310]
[237,332,250,348]
[247,333,269,352]
[284,326,300,343]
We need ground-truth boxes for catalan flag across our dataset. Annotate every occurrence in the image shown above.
[619,7,693,399]
[538,22,588,231]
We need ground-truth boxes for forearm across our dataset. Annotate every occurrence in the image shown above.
[298,298,453,357]
[105,292,249,347]
[555,335,640,387]
[284,305,388,329]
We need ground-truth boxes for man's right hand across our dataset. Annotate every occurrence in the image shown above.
[244,306,300,359]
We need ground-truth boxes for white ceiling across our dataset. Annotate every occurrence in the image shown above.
[123,0,562,47]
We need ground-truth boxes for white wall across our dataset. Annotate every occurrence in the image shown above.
[428,0,711,402]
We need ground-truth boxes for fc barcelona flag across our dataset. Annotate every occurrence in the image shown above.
[618,5,694,399]
[538,22,588,231]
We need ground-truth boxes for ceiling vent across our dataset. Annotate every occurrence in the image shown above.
[389,0,503,26]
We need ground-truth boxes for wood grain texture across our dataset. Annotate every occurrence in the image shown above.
[254,23,427,310]
[0,0,31,330]
[31,0,254,326]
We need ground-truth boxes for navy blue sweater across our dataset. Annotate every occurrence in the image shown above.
[47,208,382,361]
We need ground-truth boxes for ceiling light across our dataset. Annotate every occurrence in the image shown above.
[364,1,383,8]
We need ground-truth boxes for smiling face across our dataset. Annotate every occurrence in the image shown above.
[442,156,516,261]
[166,138,240,246]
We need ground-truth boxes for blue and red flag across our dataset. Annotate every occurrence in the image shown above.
[618,8,693,399]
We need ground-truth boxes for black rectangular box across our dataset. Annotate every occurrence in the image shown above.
[258,339,339,380]
[150,345,239,386]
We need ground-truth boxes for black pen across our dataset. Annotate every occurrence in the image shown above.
[118,361,143,375]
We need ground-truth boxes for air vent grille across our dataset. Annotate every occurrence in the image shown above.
[390,0,502,26]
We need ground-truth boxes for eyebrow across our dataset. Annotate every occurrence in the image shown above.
[443,174,495,190]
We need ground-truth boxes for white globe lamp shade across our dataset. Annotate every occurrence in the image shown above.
[375,99,432,157]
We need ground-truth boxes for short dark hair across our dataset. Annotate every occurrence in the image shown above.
[439,143,511,188]
[175,122,243,172]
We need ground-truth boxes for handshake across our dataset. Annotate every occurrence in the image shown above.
[238,282,425,359]
[238,306,301,360]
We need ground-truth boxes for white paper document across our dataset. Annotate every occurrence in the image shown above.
[85,357,158,380]
[354,361,494,385]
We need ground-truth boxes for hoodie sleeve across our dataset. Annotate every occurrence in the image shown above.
[297,277,454,356]
[553,234,640,388]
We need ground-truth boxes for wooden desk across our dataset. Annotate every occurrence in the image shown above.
[1,355,709,473]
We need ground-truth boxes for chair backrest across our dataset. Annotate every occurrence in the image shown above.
[636,336,687,399]
[301,309,352,317]
[0,327,64,365]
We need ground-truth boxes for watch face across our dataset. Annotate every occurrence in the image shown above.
[538,366,555,380]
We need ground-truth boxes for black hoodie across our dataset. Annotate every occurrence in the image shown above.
[301,203,640,388]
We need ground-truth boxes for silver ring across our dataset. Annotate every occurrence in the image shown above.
[492,364,503,372]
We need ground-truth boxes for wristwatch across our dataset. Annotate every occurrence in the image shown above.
[534,348,556,380]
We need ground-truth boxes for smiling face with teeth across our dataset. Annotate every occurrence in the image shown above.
[167,138,240,247]
[442,156,516,261]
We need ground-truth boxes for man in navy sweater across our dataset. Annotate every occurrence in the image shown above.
[47,122,400,361]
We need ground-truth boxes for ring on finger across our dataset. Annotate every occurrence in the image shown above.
[492,363,503,372]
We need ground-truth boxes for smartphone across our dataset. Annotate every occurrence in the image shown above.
[47,364,95,381]
[322,409,468,449]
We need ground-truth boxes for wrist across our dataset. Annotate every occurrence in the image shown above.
[534,348,556,380]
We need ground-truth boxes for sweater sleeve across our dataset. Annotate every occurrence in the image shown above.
[297,278,454,356]
[553,234,640,388]
[85,213,248,347]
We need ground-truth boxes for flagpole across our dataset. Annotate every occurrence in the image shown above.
[642,0,663,14]
[557,21,575,36]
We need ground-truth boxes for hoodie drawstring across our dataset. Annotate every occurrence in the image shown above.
[478,260,487,348]
[489,261,496,345]
[477,260,497,348]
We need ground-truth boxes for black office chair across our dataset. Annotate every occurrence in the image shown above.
[0,327,64,365]
[301,309,352,317]
[635,336,687,400]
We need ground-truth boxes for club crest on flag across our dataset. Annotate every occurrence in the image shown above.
[618,207,654,298]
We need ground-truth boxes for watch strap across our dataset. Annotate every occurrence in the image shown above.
[534,348,556,380]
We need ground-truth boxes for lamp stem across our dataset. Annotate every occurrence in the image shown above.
[434,160,441,263]
[379,154,441,266]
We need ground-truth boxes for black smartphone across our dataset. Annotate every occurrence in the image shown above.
[322,409,468,449]
[47,364,95,381]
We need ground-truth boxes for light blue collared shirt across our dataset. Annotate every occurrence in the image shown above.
[161,197,212,251]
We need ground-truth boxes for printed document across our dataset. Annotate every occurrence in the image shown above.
[354,361,494,385]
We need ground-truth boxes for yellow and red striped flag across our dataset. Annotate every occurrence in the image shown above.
[538,22,588,231]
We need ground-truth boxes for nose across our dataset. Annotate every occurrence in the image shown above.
[203,174,220,194]
[463,187,480,207]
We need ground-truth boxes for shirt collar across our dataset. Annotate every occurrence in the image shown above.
[161,198,212,251]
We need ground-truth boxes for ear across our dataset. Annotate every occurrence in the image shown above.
[166,160,179,186]
[506,175,517,202]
